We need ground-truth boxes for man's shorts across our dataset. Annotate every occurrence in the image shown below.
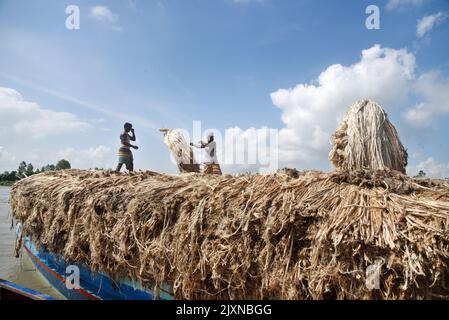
[118,147,133,168]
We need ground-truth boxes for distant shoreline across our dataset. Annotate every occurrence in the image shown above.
[0,181,15,187]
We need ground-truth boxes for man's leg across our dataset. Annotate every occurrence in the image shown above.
[116,163,123,172]
[127,152,134,172]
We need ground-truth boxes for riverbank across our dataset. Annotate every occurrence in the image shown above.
[0,181,16,187]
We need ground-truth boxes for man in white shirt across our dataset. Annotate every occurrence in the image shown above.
[190,132,222,175]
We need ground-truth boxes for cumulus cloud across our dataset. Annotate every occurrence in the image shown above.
[89,6,122,31]
[408,157,449,178]
[416,12,448,38]
[0,146,17,169]
[404,71,449,127]
[56,146,113,169]
[0,86,99,171]
[271,45,415,167]
[220,126,278,173]
[0,87,89,138]
[89,6,119,23]
[225,44,449,171]
[386,0,427,10]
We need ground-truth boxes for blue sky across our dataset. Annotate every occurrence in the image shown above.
[1,0,449,176]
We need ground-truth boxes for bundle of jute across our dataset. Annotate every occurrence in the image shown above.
[329,99,408,173]
[10,169,449,299]
[160,128,200,173]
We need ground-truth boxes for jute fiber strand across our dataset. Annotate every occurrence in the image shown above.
[329,100,408,173]
[10,169,449,299]
[160,128,200,173]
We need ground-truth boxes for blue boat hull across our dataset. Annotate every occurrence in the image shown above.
[23,238,174,300]
[0,278,56,300]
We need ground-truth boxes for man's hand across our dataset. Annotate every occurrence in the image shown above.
[132,145,139,150]
[129,128,137,141]
[190,142,194,146]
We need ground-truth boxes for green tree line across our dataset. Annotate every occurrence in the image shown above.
[0,159,71,186]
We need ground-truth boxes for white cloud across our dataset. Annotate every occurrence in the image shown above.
[89,6,122,32]
[0,87,97,171]
[56,146,113,169]
[408,157,449,178]
[0,73,157,130]
[225,44,449,171]
[404,71,449,127]
[386,0,427,10]
[220,126,278,172]
[0,87,89,138]
[416,12,447,38]
[270,44,415,166]
[89,6,119,23]
[0,146,17,169]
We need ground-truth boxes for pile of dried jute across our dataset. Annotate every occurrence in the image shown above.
[329,99,408,173]
[9,169,449,299]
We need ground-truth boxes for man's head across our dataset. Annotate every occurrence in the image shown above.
[207,132,214,143]
[124,122,133,132]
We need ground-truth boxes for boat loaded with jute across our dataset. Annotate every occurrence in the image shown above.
[9,100,449,300]
[17,223,173,300]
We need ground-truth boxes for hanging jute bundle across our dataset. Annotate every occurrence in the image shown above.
[329,99,408,173]
[160,128,200,173]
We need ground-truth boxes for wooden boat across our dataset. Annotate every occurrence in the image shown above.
[0,279,56,300]
[17,224,174,300]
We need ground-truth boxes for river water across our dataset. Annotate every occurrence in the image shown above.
[0,186,65,299]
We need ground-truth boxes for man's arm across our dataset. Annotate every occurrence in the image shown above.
[121,134,139,149]
[190,141,208,148]
[130,128,136,141]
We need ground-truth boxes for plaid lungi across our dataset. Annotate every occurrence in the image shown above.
[204,163,222,175]
[118,147,133,165]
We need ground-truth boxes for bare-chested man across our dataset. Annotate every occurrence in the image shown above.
[116,122,138,172]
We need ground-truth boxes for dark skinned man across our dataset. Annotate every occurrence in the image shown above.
[116,122,138,172]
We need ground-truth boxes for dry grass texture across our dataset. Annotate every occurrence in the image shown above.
[329,100,408,173]
[10,169,449,299]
